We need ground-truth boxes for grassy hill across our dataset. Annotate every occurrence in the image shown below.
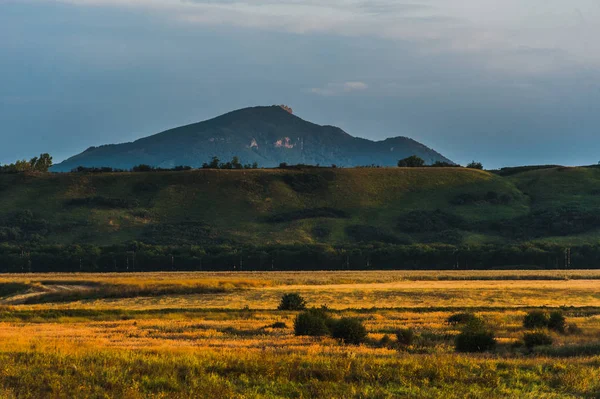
[3,165,600,270]
[0,167,529,245]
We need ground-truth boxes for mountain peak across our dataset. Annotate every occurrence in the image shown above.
[52,106,451,171]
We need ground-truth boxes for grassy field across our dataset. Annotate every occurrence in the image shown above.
[0,271,598,398]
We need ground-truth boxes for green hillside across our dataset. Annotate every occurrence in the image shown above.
[0,167,526,245]
[2,166,600,271]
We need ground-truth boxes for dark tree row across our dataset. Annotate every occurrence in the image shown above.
[0,242,594,273]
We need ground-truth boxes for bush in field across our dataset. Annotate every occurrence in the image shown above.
[395,328,415,346]
[269,322,287,329]
[455,319,496,353]
[548,311,567,333]
[447,312,479,326]
[523,310,550,329]
[378,334,392,347]
[523,332,553,349]
[294,308,333,337]
[278,293,307,311]
[331,317,368,345]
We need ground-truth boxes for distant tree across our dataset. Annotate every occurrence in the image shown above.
[466,161,483,170]
[33,153,53,172]
[251,162,259,169]
[231,156,243,169]
[0,153,53,173]
[397,155,425,167]
[208,156,220,169]
[279,162,288,169]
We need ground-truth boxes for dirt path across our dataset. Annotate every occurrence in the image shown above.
[0,284,94,305]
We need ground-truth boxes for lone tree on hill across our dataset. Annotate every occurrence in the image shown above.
[466,161,483,170]
[397,155,425,167]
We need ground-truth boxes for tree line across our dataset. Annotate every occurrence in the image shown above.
[397,155,483,170]
[0,241,594,273]
[0,153,53,173]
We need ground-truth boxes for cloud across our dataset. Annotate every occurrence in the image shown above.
[310,81,369,96]
[27,0,600,73]
[14,0,600,75]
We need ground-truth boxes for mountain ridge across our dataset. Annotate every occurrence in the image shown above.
[52,105,452,171]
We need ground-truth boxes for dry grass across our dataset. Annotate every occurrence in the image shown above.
[0,271,599,398]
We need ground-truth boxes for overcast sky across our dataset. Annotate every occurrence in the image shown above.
[1,0,600,168]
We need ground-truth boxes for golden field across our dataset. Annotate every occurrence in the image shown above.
[0,271,598,398]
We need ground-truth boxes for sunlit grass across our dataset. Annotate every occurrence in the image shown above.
[0,271,599,398]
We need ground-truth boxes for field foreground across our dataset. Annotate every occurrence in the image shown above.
[0,271,599,398]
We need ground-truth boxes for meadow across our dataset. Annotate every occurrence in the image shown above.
[0,271,598,398]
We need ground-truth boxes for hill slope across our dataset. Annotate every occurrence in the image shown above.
[4,166,600,270]
[0,166,570,247]
[52,106,451,171]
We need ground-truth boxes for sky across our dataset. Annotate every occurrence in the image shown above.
[1,0,600,169]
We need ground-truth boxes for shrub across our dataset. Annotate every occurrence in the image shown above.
[294,308,332,337]
[447,312,480,326]
[395,328,415,346]
[331,317,368,345]
[269,322,287,329]
[278,293,307,311]
[523,310,550,329]
[548,311,566,333]
[379,334,392,347]
[455,330,496,353]
[454,319,496,353]
[523,332,553,349]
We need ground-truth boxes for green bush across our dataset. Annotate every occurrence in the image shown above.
[455,330,496,353]
[395,328,415,346]
[293,308,332,337]
[278,293,307,311]
[523,332,553,349]
[454,319,496,353]
[331,317,368,345]
[523,310,549,329]
[548,311,567,333]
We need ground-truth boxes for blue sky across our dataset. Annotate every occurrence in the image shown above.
[1,0,600,168]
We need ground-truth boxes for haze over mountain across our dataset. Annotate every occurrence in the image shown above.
[52,106,451,171]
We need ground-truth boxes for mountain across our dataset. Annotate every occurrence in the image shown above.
[52,105,452,171]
